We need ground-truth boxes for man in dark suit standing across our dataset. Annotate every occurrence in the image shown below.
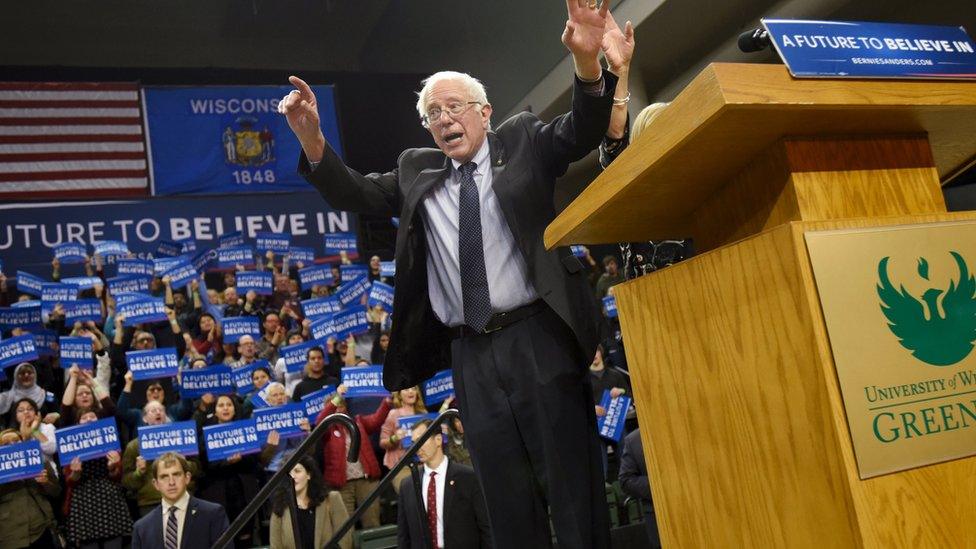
[131,452,229,549]
[397,420,491,548]
[279,2,618,547]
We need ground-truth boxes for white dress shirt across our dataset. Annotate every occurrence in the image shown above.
[421,137,539,327]
[421,457,449,548]
[160,490,191,548]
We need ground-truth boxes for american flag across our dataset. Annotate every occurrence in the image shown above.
[0,82,150,200]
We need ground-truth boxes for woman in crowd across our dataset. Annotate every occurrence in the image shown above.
[116,371,194,432]
[379,386,428,493]
[62,410,132,549]
[0,362,53,425]
[273,330,308,396]
[260,382,310,474]
[241,364,273,417]
[8,397,58,464]
[0,429,61,549]
[370,331,390,365]
[60,364,115,427]
[190,312,223,361]
[269,455,352,549]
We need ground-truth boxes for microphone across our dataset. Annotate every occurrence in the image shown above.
[738,28,771,52]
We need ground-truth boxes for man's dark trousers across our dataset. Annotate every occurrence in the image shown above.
[451,305,610,549]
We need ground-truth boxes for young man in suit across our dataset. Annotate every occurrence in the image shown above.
[131,452,229,549]
[279,2,621,546]
[397,420,491,548]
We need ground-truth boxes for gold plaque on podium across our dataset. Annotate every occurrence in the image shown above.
[806,221,976,478]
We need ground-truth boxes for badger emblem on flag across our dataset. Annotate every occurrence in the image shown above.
[222,116,274,167]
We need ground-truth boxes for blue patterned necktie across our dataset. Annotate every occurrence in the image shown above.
[165,506,179,549]
[457,162,492,332]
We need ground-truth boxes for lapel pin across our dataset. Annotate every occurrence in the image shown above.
[449,480,455,486]
[192,509,197,515]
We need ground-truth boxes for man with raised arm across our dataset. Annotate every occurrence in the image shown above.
[279,2,621,546]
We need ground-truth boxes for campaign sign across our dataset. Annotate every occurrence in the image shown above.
[423,370,454,405]
[202,418,261,461]
[41,283,78,316]
[231,359,270,395]
[107,275,151,295]
[0,335,39,368]
[340,264,368,283]
[336,276,370,307]
[56,418,121,463]
[190,248,218,272]
[762,19,976,79]
[0,440,44,484]
[218,231,245,249]
[143,85,343,196]
[380,261,395,278]
[300,386,336,420]
[116,258,154,277]
[309,315,336,342]
[161,259,197,290]
[298,264,334,291]
[332,306,370,340]
[32,330,59,358]
[367,282,395,312]
[603,295,618,318]
[217,246,254,269]
[61,276,102,290]
[15,271,45,297]
[63,299,103,324]
[397,413,439,448]
[280,339,323,374]
[323,232,358,256]
[236,271,273,296]
[570,245,587,258]
[597,390,632,443]
[155,240,183,257]
[117,298,168,326]
[179,365,235,399]
[301,296,342,320]
[153,256,185,276]
[221,316,260,344]
[178,239,197,253]
[256,232,290,253]
[0,303,42,330]
[93,240,129,257]
[138,421,199,460]
[342,365,387,398]
[114,292,154,306]
[288,246,316,264]
[249,383,274,410]
[60,336,93,370]
[254,402,307,439]
[54,242,88,264]
[126,348,179,380]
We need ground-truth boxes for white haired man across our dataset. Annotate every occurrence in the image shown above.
[279,2,619,547]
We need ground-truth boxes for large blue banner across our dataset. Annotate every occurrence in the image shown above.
[0,440,45,484]
[763,19,976,79]
[202,418,262,461]
[0,192,356,274]
[253,403,307,439]
[138,421,200,460]
[144,85,343,195]
[56,418,122,463]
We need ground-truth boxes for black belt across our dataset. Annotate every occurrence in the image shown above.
[449,300,547,339]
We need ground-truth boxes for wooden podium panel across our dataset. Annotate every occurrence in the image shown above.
[614,211,976,548]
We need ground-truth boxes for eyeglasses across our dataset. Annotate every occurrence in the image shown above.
[147,386,164,392]
[421,101,481,128]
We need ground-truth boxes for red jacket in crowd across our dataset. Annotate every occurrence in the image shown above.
[315,397,392,488]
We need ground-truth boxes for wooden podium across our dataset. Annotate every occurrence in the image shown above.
[545,63,976,548]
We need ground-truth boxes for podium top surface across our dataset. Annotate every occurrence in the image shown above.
[545,62,976,249]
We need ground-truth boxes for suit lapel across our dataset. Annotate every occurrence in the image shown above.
[487,133,520,245]
[443,462,458,542]
[180,497,198,549]
[403,160,451,220]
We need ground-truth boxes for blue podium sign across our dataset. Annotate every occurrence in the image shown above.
[763,19,976,79]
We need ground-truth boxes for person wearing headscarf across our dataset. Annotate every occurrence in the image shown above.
[0,363,53,422]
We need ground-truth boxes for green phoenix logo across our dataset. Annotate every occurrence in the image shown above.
[876,251,976,366]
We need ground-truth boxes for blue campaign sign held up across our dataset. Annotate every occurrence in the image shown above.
[236,270,273,295]
[288,246,316,264]
[0,303,42,330]
[340,264,369,283]
[368,282,395,312]
[0,440,45,484]
[54,242,88,264]
[301,295,342,320]
[221,316,260,344]
[254,402,307,439]
[300,386,336,420]
[336,276,370,307]
[179,365,235,399]
[144,85,343,195]
[161,259,198,289]
[231,359,270,395]
[596,390,632,443]
[218,231,245,249]
[323,232,358,256]
[60,276,102,290]
[138,421,200,460]
[342,365,387,398]
[60,336,93,370]
[126,348,180,380]
[117,298,168,326]
[93,240,129,257]
[217,246,254,269]
[280,339,324,374]
[63,299,103,324]
[331,306,370,341]
[107,275,151,295]
[0,335,39,368]
[603,295,618,318]
[203,418,262,461]
[763,19,976,79]
[56,418,121,463]
[397,413,438,448]
[256,232,290,253]
[15,271,45,297]
[116,258,154,277]
[155,240,183,257]
[310,315,336,342]
[423,370,455,405]
[32,330,59,358]
[380,261,395,278]
[298,264,334,291]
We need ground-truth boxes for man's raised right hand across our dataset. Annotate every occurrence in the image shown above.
[278,76,326,162]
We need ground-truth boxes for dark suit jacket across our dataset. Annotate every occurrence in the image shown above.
[300,71,616,391]
[131,495,229,549]
[397,461,492,549]
[619,429,652,504]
